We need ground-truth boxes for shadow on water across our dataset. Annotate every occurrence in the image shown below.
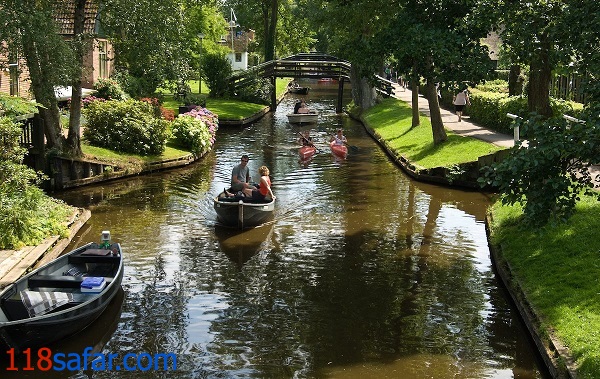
[214,222,276,270]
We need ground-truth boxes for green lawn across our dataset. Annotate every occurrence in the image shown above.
[82,142,190,165]
[362,97,504,169]
[489,196,600,379]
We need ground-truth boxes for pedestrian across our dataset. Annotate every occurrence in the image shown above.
[453,88,470,122]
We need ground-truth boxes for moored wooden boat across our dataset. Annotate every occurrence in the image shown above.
[0,233,124,352]
[214,193,275,229]
[287,113,318,124]
[299,145,317,161]
[330,141,348,158]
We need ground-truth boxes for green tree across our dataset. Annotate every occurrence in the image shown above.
[101,0,223,94]
[0,0,77,151]
[388,0,493,144]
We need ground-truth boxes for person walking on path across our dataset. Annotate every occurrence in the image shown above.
[453,89,470,122]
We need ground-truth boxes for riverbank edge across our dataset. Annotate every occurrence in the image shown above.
[352,111,505,190]
[216,88,289,127]
[352,107,576,377]
[0,208,90,289]
[485,213,578,379]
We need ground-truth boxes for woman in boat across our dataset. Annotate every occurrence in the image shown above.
[298,130,313,146]
[243,166,275,201]
[330,128,347,146]
[297,101,312,114]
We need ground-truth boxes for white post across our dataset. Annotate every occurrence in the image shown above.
[506,113,521,143]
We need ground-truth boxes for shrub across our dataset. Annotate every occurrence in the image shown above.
[201,53,233,97]
[93,78,127,100]
[0,117,72,249]
[83,99,169,155]
[171,107,218,157]
[183,93,206,107]
[0,93,39,118]
[480,115,600,226]
[234,72,273,105]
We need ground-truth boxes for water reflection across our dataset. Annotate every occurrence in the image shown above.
[44,83,548,378]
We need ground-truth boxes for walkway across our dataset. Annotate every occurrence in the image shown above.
[390,83,600,188]
[390,83,515,148]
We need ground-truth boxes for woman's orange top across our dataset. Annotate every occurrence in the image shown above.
[259,176,271,196]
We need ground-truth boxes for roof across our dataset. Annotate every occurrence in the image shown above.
[54,0,100,35]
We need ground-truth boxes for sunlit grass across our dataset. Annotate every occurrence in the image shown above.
[82,141,190,165]
[363,98,503,169]
[489,195,600,379]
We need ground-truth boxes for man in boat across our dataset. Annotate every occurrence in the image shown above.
[229,155,255,195]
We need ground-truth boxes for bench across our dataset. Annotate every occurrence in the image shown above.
[68,252,121,265]
[28,275,113,289]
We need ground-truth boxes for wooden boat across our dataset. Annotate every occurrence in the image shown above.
[287,112,318,124]
[0,234,124,352]
[299,145,317,161]
[330,141,348,158]
[214,193,275,229]
[288,86,310,95]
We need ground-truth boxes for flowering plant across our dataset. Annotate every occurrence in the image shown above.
[171,107,218,157]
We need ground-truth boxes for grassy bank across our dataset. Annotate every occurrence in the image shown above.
[489,196,600,379]
[362,98,503,169]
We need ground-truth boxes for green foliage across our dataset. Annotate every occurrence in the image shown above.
[112,70,157,98]
[171,107,218,157]
[480,115,600,226]
[0,93,40,118]
[83,99,169,155]
[474,79,509,93]
[183,93,206,107]
[201,53,233,97]
[93,78,127,100]
[234,72,273,105]
[0,117,72,249]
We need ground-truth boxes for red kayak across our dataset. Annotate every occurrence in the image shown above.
[299,145,317,161]
[329,141,348,158]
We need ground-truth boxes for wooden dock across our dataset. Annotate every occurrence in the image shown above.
[0,208,90,289]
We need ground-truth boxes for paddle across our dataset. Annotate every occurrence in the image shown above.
[330,133,358,152]
[297,131,321,153]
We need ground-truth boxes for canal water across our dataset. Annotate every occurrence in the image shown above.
[14,84,547,378]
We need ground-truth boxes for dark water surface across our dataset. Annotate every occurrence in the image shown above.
[11,84,548,378]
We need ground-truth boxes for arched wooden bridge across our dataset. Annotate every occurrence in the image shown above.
[228,52,394,112]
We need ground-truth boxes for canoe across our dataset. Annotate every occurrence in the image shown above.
[330,141,348,158]
[0,235,124,352]
[299,145,317,161]
[214,193,275,229]
[287,113,318,124]
[289,86,310,95]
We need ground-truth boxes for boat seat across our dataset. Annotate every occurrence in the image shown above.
[68,254,121,264]
[28,275,113,289]
[1,298,29,321]
[217,197,272,204]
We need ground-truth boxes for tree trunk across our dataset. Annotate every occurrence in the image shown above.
[264,0,277,61]
[66,0,87,157]
[21,34,63,150]
[508,64,523,96]
[528,35,552,117]
[426,79,447,144]
[410,72,420,128]
[350,64,375,110]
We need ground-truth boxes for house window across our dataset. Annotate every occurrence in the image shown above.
[9,63,19,96]
[98,41,108,78]
[235,53,242,62]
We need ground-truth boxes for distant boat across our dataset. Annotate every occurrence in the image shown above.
[214,193,275,229]
[0,233,124,352]
[317,78,338,83]
[288,86,310,95]
[287,113,318,124]
[330,141,348,158]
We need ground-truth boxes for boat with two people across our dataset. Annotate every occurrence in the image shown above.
[0,231,124,352]
[214,191,275,229]
[287,100,318,124]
